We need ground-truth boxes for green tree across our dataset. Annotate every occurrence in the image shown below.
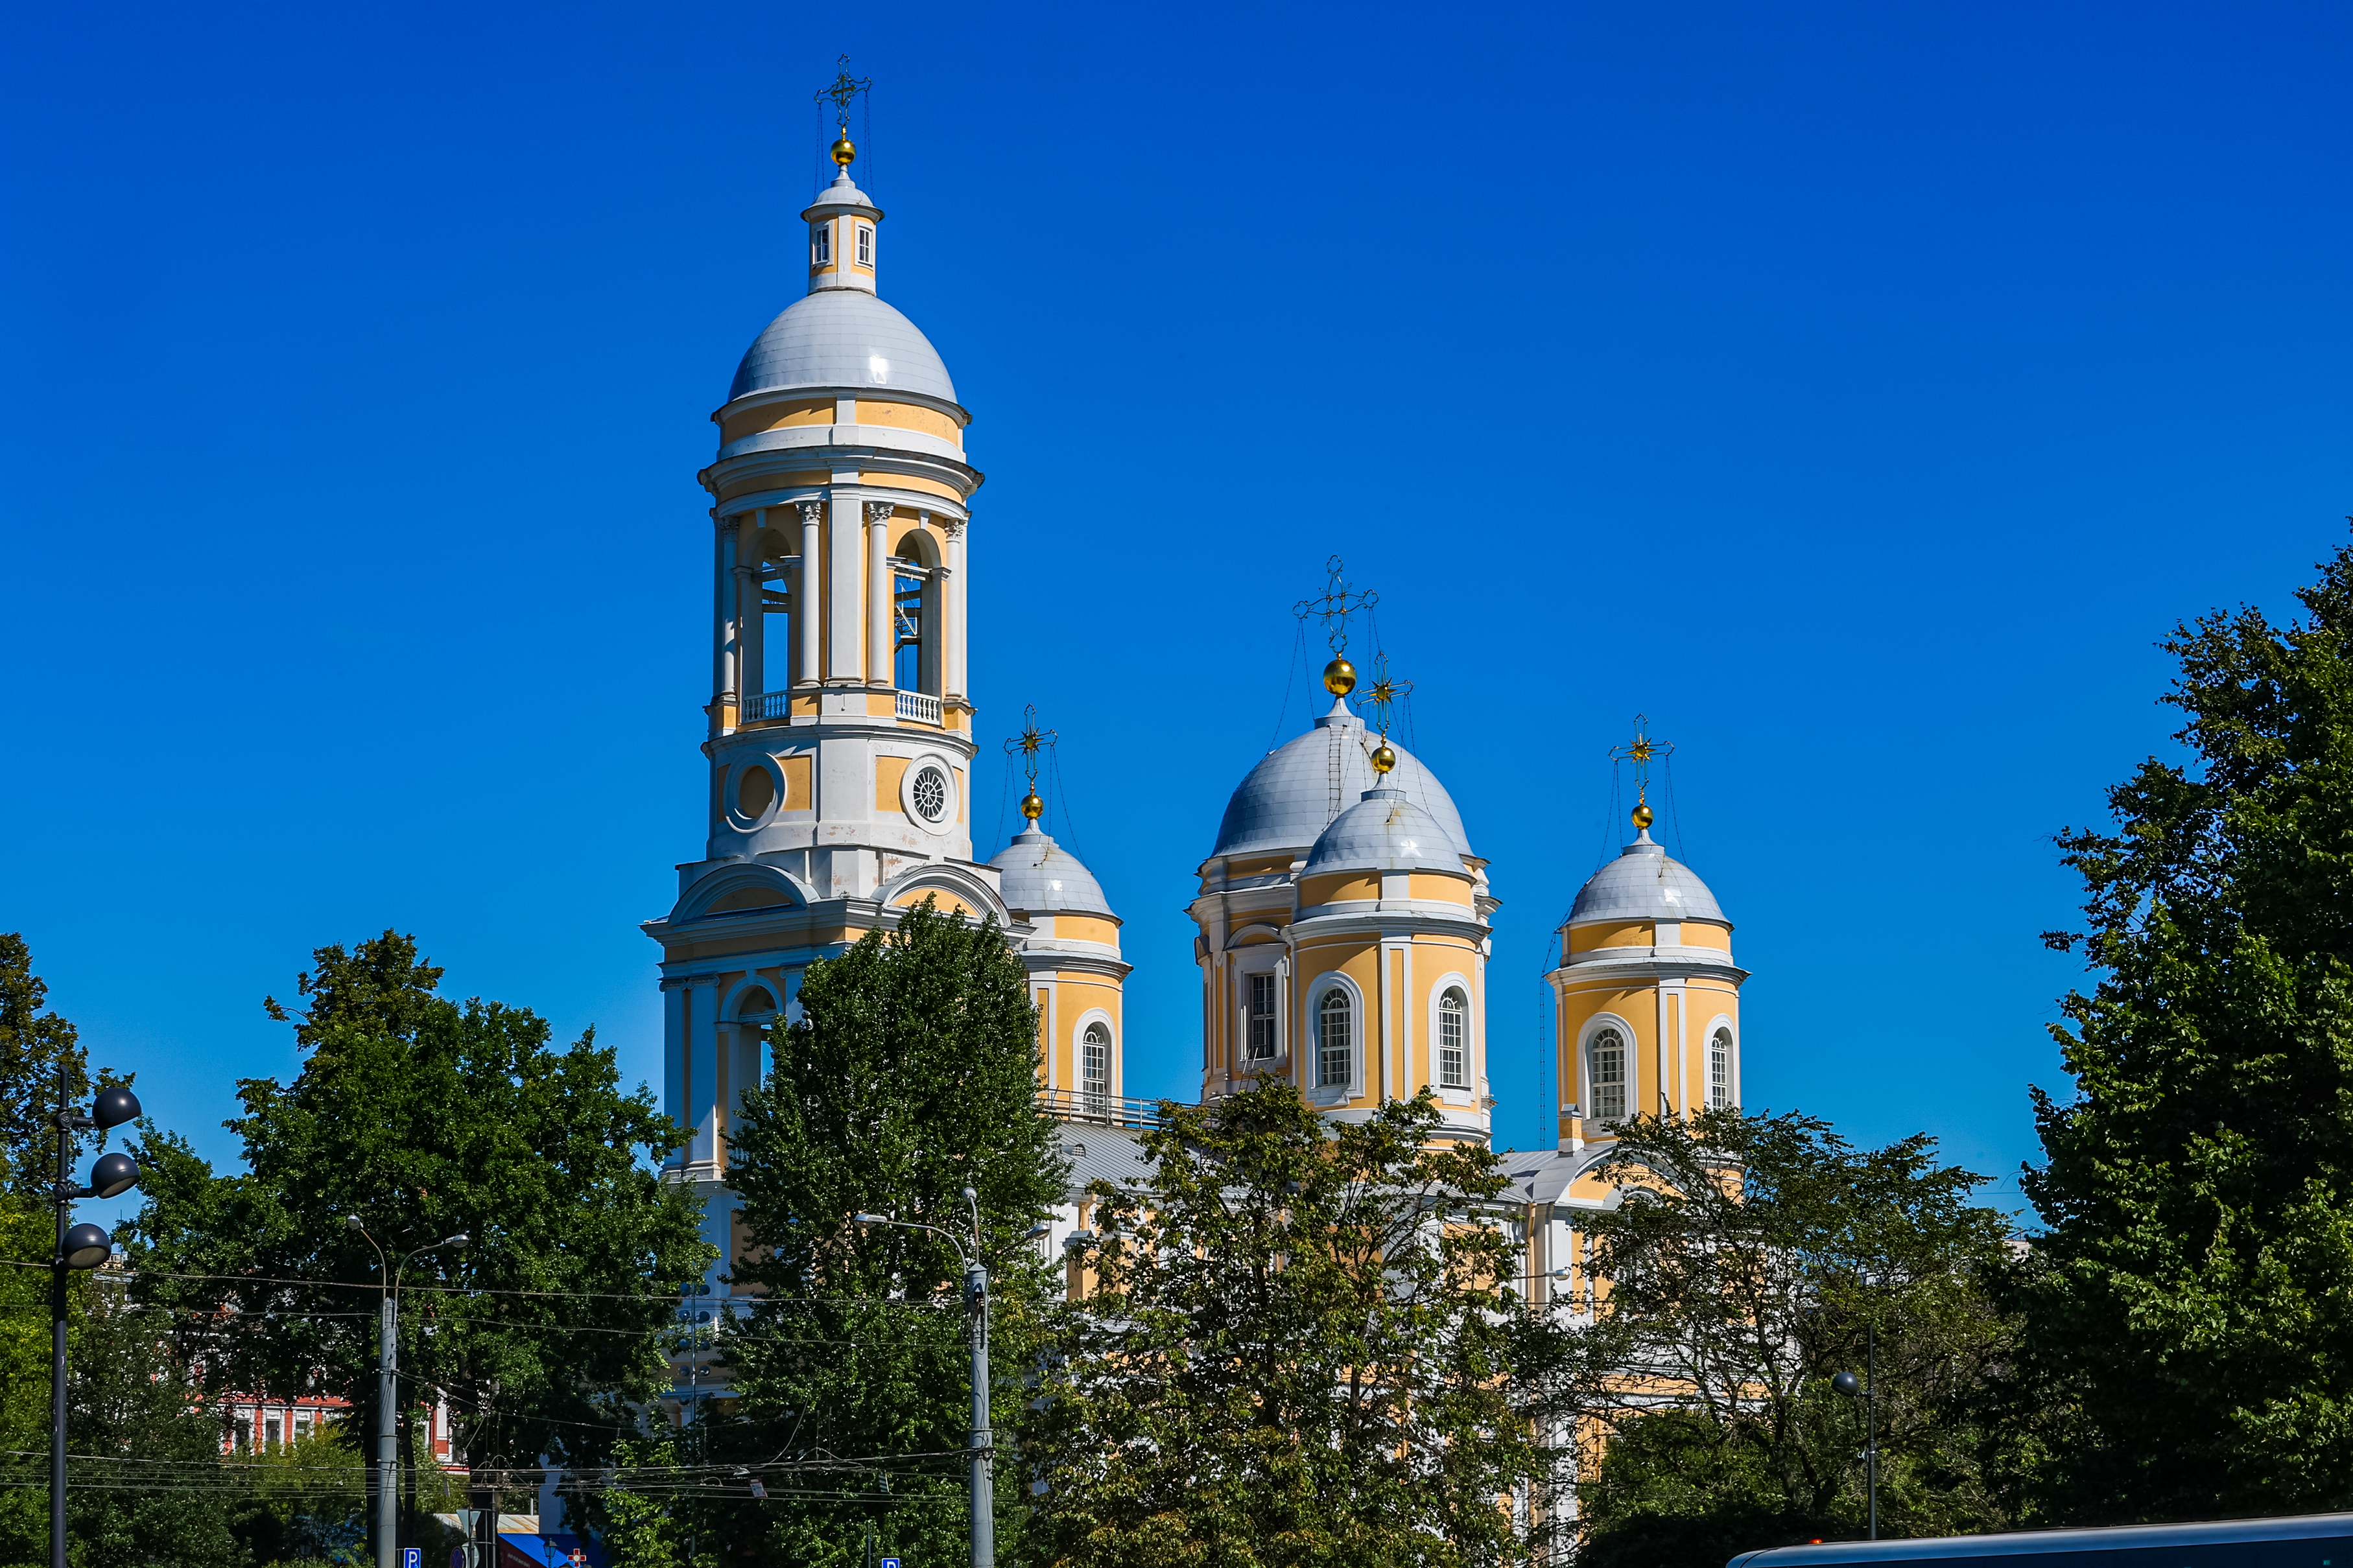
[1563,1109,2016,1568]
[0,931,101,1196]
[2018,530,2353,1521]
[709,899,1064,1567]
[1019,1079,1569,1568]
[126,931,713,1548]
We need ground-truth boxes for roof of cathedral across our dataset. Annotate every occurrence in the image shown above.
[727,287,958,406]
[989,827,1114,917]
[1567,831,1725,925]
[1212,699,1474,860]
[1303,788,1464,876]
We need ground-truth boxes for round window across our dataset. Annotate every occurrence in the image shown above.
[736,764,775,821]
[910,765,948,823]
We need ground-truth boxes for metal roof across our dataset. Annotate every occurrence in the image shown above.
[989,828,1115,917]
[1567,833,1725,925]
[726,288,958,406]
[1303,788,1464,876]
[1212,700,1473,860]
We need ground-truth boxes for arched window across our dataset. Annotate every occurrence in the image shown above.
[1588,1027,1627,1122]
[1437,989,1468,1088]
[1318,989,1352,1090]
[1081,1022,1111,1116]
[1709,1028,1732,1110]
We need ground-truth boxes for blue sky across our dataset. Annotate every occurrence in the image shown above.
[5,1,2348,1224]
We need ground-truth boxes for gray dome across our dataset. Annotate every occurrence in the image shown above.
[1213,701,1473,860]
[1568,834,1725,925]
[1303,789,1463,876]
[727,288,958,406]
[989,828,1114,918]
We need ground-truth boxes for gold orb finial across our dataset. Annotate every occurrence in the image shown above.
[1323,657,1357,696]
[1632,799,1654,830]
[831,130,857,169]
[1021,791,1043,822]
[1371,742,1397,775]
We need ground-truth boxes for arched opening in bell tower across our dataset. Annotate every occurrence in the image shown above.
[890,528,941,695]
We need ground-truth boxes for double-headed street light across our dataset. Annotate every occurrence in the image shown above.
[346,1217,469,1568]
[49,1077,147,1568]
[853,1189,1046,1568]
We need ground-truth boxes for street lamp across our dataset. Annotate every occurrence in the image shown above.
[853,1188,995,1568]
[48,1075,147,1568]
[1832,1327,1878,1540]
[346,1217,469,1568]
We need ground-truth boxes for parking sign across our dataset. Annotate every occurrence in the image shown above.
[402,1550,421,1568]
[880,1558,901,1568]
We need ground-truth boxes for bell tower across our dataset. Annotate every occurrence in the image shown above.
[642,105,1021,1294]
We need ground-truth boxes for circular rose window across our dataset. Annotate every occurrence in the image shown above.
[910,765,948,822]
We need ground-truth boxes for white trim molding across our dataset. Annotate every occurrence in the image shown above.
[1302,970,1366,1103]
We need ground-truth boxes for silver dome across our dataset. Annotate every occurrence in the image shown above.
[1212,701,1473,860]
[1303,789,1464,876]
[989,828,1114,918]
[1567,834,1725,925]
[727,288,959,406]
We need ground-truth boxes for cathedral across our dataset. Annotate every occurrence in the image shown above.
[641,124,1749,1353]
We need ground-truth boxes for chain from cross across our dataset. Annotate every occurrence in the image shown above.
[1293,554,1378,656]
[1004,704,1056,823]
[816,54,871,128]
[1363,651,1413,740]
[1609,714,1673,805]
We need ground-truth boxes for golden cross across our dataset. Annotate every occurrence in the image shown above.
[1609,714,1673,818]
[1363,651,1413,741]
[1004,705,1057,823]
[1292,555,1379,656]
[815,55,871,129]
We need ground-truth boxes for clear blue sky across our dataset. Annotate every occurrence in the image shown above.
[6,1,2348,1224]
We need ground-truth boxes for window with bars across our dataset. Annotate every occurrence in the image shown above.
[1082,1022,1110,1114]
[1318,990,1352,1090]
[1246,973,1277,1059]
[1438,988,1468,1088]
[1589,1027,1627,1122]
[1710,1028,1732,1109]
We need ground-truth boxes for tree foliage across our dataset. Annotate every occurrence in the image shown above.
[126,931,712,1516]
[708,899,1064,1567]
[1020,1080,1570,1568]
[2018,530,2353,1521]
[1561,1109,2016,1567]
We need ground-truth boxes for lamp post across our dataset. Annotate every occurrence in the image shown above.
[345,1217,468,1568]
[47,1072,145,1568]
[853,1189,1039,1568]
[1832,1321,1878,1540]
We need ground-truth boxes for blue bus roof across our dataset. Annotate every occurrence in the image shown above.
[1727,1511,2353,1565]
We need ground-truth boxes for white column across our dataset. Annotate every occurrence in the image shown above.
[941,515,967,704]
[712,515,736,732]
[827,489,863,683]
[796,501,822,688]
[866,500,893,689]
[689,978,720,1173]
[736,511,764,706]
[661,981,687,1169]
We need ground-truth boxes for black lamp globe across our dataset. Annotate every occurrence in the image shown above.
[1832,1370,1862,1399]
[87,1152,140,1200]
[91,1085,141,1131]
[61,1224,112,1270]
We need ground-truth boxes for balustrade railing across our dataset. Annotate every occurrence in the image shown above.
[1035,1088,1168,1129]
[733,689,942,726]
[895,690,941,724]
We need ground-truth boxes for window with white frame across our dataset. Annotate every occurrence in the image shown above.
[1082,1022,1110,1114]
[235,1414,253,1452]
[1710,1027,1732,1110]
[1246,973,1277,1059]
[812,222,832,264]
[1318,989,1351,1089]
[1588,1026,1627,1121]
[1438,987,1468,1088]
[265,1414,281,1449]
[856,224,873,265]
